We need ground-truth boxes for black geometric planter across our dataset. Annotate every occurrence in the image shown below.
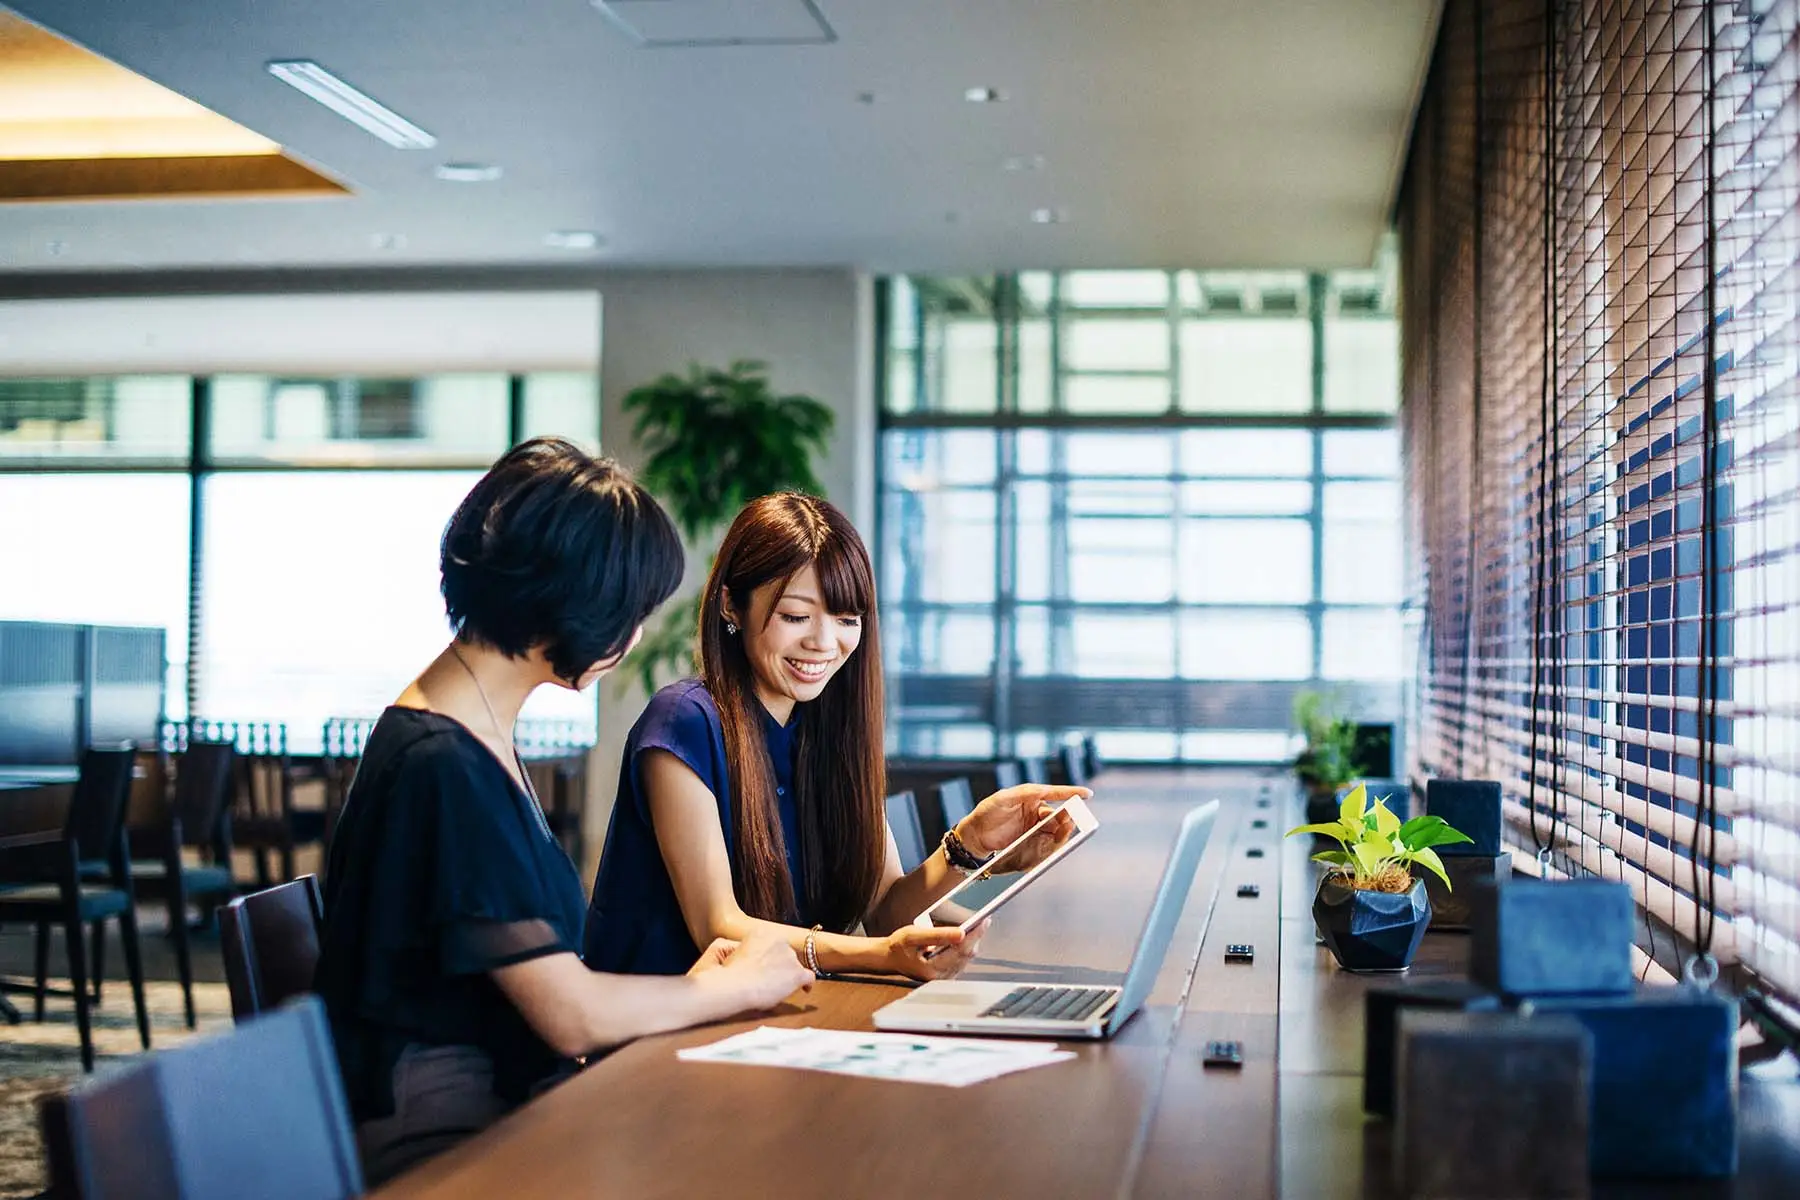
[1313,877,1431,972]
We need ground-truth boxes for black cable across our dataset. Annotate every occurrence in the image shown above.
[1528,0,1555,857]
[1691,0,1722,965]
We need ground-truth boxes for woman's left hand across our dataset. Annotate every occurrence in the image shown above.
[957,784,1092,869]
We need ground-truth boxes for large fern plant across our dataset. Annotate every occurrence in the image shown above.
[622,360,834,694]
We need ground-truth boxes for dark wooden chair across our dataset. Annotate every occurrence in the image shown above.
[929,777,976,848]
[39,995,364,1199]
[91,739,238,1029]
[884,791,928,872]
[230,723,329,887]
[219,875,324,1022]
[0,746,151,1071]
[321,717,378,853]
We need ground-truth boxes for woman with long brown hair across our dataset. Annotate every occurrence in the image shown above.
[584,492,1088,979]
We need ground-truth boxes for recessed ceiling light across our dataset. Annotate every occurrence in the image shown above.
[1002,154,1047,173]
[266,60,437,150]
[544,230,603,250]
[370,232,408,251]
[45,240,68,256]
[1030,207,1068,225]
[855,91,877,105]
[964,87,1005,103]
[434,162,503,183]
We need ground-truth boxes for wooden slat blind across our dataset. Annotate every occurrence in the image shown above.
[1401,0,1800,1006]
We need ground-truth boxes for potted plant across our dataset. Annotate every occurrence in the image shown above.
[1285,782,1473,972]
[620,360,835,695]
[1293,689,1362,822]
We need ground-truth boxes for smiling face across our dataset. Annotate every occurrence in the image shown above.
[725,564,864,722]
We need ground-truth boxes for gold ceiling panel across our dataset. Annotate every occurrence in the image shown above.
[0,10,347,200]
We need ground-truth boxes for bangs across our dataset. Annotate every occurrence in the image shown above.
[811,528,874,616]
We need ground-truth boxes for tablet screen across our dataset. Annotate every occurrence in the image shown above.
[915,796,1099,933]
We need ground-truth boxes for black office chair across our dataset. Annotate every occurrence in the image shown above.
[0,746,151,1071]
[884,792,928,872]
[991,760,1024,791]
[932,778,976,846]
[219,875,324,1022]
[90,738,237,1029]
[1016,755,1050,785]
[40,995,365,1200]
[1082,735,1104,780]
[1057,743,1090,787]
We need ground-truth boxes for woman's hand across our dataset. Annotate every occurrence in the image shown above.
[958,784,1092,870]
[691,931,814,1010]
[882,921,988,981]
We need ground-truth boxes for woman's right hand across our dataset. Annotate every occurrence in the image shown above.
[698,930,814,1011]
[882,924,980,981]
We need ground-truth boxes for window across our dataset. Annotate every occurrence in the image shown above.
[0,377,190,464]
[881,270,1402,762]
[209,374,511,464]
[0,473,192,717]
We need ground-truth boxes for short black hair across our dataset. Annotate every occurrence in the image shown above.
[441,438,684,682]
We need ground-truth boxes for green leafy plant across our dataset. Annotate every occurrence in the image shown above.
[1292,689,1362,792]
[1285,782,1473,893]
[620,360,835,694]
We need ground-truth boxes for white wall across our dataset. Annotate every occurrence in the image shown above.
[587,269,875,875]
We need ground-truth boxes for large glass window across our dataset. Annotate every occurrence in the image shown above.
[0,472,193,717]
[0,377,191,464]
[881,269,1402,762]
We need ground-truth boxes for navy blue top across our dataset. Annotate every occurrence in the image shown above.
[583,679,811,974]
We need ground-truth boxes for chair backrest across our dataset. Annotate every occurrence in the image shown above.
[932,777,976,837]
[65,746,137,864]
[173,740,237,849]
[1082,734,1104,779]
[991,760,1023,791]
[884,791,928,872]
[1057,743,1089,787]
[44,996,364,1200]
[1017,755,1050,785]
[219,876,325,1022]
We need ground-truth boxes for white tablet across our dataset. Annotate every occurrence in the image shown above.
[913,796,1100,935]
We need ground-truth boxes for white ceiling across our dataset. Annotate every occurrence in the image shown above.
[0,0,1439,275]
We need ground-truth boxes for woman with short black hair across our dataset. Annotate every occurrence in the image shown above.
[316,439,811,1185]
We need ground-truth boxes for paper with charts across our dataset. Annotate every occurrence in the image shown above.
[677,1025,1074,1087]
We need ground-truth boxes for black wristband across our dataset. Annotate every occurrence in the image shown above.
[942,825,991,874]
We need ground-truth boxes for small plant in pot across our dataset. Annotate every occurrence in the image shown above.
[1286,783,1473,972]
[1292,690,1362,822]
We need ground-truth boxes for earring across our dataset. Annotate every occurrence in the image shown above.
[725,621,739,635]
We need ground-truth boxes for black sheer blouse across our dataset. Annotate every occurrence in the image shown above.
[315,707,588,1122]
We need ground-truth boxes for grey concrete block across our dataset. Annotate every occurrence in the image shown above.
[1363,981,1503,1117]
[1396,1010,1592,1199]
[1471,877,1635,998]
[1419,852,1512,930]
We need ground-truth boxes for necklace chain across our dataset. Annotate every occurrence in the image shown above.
[449,642,541,808]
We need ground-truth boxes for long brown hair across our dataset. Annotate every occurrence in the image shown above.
[698,493,886,931]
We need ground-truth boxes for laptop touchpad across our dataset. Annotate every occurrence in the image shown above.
[910,986,990,1006]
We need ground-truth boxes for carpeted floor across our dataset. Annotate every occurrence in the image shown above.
[0,921,234,1199]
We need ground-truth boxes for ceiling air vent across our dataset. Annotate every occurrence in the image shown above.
[592,1,837,47]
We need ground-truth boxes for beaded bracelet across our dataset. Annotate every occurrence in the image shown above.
[805,925,826,977]
[942,824,993,875]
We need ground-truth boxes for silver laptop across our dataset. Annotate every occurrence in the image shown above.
[872,801,1220,1040]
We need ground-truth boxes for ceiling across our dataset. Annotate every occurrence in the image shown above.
[0,0,1439,274]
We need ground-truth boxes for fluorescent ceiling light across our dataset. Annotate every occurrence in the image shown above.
[434,162,503,183]
[964,87,1004,103]
[266,60,436,149]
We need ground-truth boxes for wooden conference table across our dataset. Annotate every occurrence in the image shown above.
[376,769,1800,1200]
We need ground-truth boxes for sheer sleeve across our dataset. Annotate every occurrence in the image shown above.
[420,744,576,976]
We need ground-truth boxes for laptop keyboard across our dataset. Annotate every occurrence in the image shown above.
[981,985,1114,1022]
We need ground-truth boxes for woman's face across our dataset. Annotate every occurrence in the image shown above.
[730,565,863,710]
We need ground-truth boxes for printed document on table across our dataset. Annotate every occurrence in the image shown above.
[676,1025,1074,1087]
